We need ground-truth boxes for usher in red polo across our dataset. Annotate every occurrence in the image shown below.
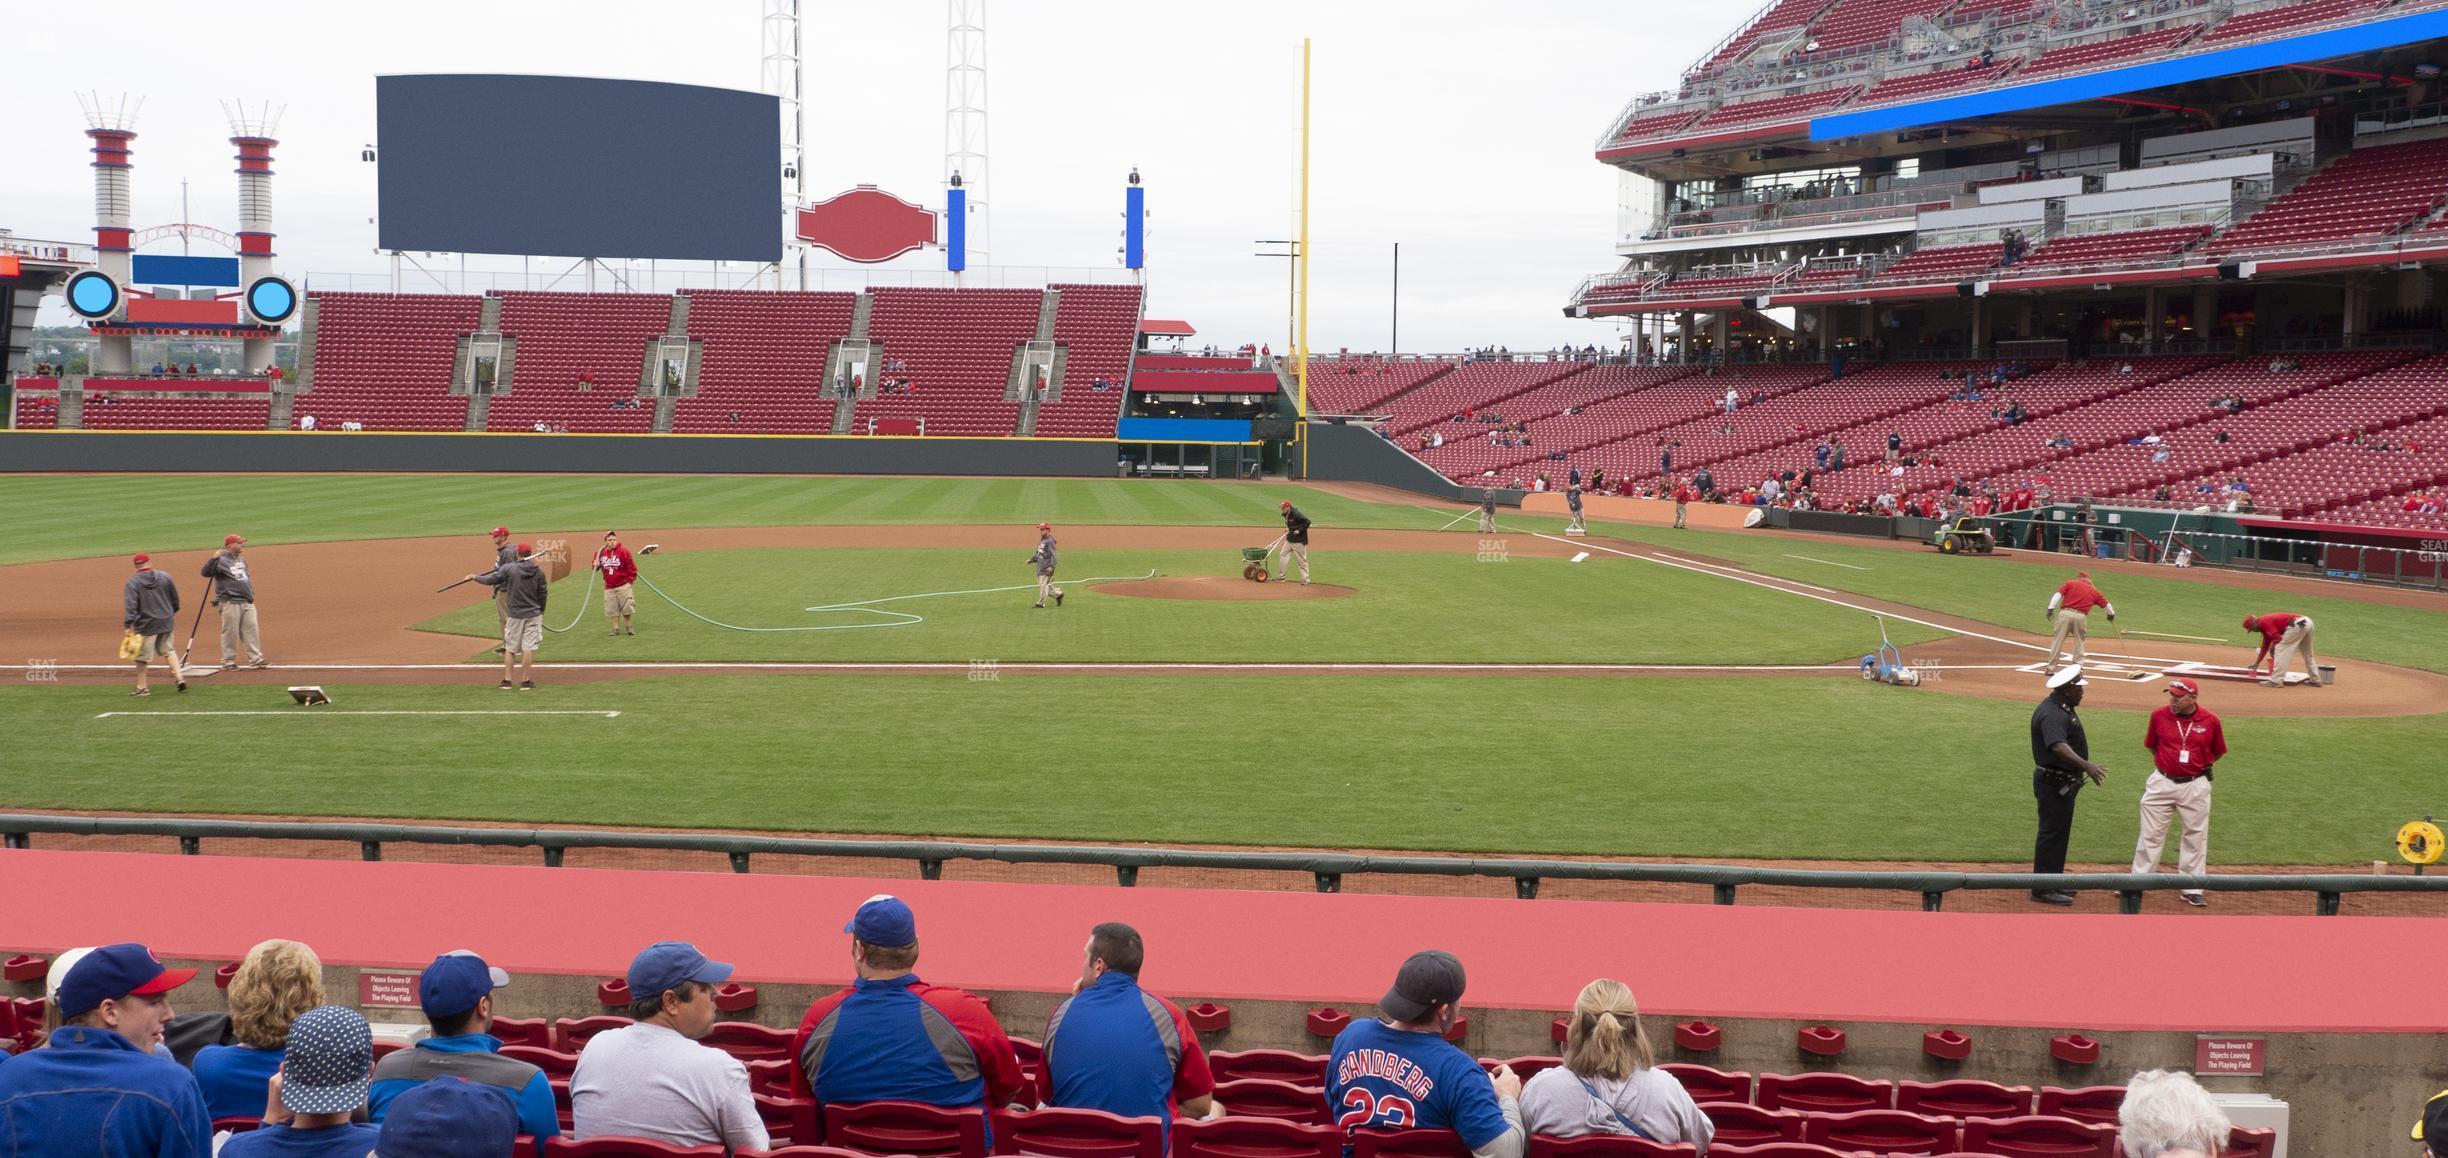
[2143,705,2227,781]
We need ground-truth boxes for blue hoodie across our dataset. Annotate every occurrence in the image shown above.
[0,1025,214,1157]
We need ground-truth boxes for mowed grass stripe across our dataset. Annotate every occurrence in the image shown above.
[414,546,1943,665]
[7,674,2436,864]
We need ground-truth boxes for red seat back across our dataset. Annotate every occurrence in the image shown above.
[1481,1056,1565,1082]
[212,1117,263,1133]
[989,1107,1165,1158]
[1348,1128,1474,1158]
[502,1044,582,1078]
[1698,1103,1805,1145]
[1705,1145,1861,1158]
[2036,1087,2123,1127]
[492,1016,554,1049]
[1757,1073,1895,1114]
[702,1021,796,1062]
[1212,1078,1330,1125]
[554,1016,635,1053]
[542,1138,726,1156]
[755,1094,822,1146]
[2222,1125,2279,1157]
[1800,1108,1960,1154]
[1897,1080,2035,1119]
[1210,1049,1330,1086]
[1172,1117,1343,1158]
[1958,1114,2115,1158]
[1525,1134,1700,1158]
[1658,1065,1752,1104]
[822,1100,990,1158]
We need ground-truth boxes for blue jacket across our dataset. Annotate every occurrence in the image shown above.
[0,1025,215,1157]
[367,1032,560,1140]
[191,1042,283,1119]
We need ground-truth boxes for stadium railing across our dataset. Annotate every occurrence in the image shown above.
[2,814,2438,915]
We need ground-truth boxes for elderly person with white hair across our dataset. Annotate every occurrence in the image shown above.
[2118,1069,2231,1158]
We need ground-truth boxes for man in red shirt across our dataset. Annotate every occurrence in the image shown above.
[1671,479,1694,528]
[2043,570,2114,673]
[594,531,640,637]
[2243,612,2320,688]
[2133,678,2227,907]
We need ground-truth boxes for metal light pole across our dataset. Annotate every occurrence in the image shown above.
[1392,242,1400,354]
[1255,240,1300,356]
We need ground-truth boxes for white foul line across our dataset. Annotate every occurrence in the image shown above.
[1782,554,1870,571]
[94,710,623,719]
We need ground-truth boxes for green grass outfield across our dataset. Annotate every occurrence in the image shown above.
[5,674,2437,864]
[414,547,1945,664]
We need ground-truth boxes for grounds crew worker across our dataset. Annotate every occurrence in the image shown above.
[487,526,516,653]
[2028,664,2107,905]
[595,531,639,636]
[1672,478,1694,529]
[1478,487,1498,534]
[2243,612,2321,688]
[2042,570,2113,673]
[1564,484,1587,534]
[1029,523,1062,609]
[1278,501,1312,584]
[122,554,185,697]
[467,543,548,690]
[2133,677,2225,908]
[199,533,268,669]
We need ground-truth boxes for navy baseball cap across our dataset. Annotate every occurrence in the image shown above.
[627,941,733,1002]
[418,950,510,1018]
[56,943,196,1019]
[845,894,917,946]
[281,1005,374,1115]
[375,1076,518,1157]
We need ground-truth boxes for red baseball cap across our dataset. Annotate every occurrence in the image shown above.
[2241,614,2258,629]
[131,553,149,567]
[1037,522,1051,531]
[224,534,246,546]
[1280,500,1293,509]
[491,526,509,538]
[2165,678,2199,697]
[515,542,534,557]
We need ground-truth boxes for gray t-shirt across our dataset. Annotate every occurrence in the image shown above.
[569,1021,769,1151]
[1516,1065,1714,1151]
[202,553,256,603]
[1031,536,1058,576]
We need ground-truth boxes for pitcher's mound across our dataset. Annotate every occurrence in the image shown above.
[1096,577,1354,601]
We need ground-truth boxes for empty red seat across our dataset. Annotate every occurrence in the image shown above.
[1659,1064,1753,1105]
[1958,1114,2116,1157]
[501,1044,581,1077]
[1525,1135,1699,1158]
[1172,1117,1343,1158]
[988,1108,1163,1158]
[1209,1050,1330,1086]
[1758,1074,1895,1114]
[1800,1108,1959,1154]
[822,1101,989,1158]
[544,1137,726,1156]
[555,1016,635,1052]
[1705,1145,1863,1158]
[1211,1079,1329,1125]
[1347,1128,1474,1158]
[701,1021,796,1062]
[1697,1103,1804,1146]
[1897,1080,2034,1119]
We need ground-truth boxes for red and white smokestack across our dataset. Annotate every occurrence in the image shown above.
[231,134,278,367]
[86,126,136,372]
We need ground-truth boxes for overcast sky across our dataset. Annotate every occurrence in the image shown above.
[5,2,1720,352]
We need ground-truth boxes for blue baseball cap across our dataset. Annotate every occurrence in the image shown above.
[56,943,196,1019]
[844,894,917,946]
[418,950,510,1018]
[627,941,733,1002]
[375,1076,518,1157]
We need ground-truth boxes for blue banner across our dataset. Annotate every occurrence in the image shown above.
[946,187,967,272]
[1125,186,1145,270]
[130,255,241,288]
[1117,417,1254,443]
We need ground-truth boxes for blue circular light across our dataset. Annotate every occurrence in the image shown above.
[246,277,297,324]
[66,271,119,319]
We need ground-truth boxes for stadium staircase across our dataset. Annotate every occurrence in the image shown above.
[837,291,877,433]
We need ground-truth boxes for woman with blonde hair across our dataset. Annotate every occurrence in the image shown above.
[193,939,326,1118]
[2118,1069,2232,1158]
[1516,979,1713,1151]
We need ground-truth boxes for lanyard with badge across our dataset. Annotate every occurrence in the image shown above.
[2172,717,2204,772]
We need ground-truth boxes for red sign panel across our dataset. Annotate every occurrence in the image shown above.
[2194,1036,2265,1075]
[795,186,936,264]
[359,971,421,1008]
[127,298,241,326]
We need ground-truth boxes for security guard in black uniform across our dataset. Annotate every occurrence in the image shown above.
[2030,664,2110,905]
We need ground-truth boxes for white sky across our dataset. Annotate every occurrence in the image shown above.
[4,2,1721,352]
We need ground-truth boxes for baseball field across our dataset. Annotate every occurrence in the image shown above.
[4,473,2443,873]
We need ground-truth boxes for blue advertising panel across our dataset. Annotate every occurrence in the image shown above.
[130,255,242,287]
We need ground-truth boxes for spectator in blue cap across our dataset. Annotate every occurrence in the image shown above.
[570,941,767,1150]
[790,895,1025,1122]
[0,942,212,1157]
[221,1005,381,1158]
[374,1076,518,1158]
[366,950,558,1143]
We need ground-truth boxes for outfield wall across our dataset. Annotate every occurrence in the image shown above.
[0,431,1118,477]
[1302,421,1509,503]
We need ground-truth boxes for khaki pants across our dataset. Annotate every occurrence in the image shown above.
[1673,502,1687,528]
[1279,542,1310,583]
[217,602,264,665]
[495,590,509,632]
[1477,510,1495,533]
[2046,608,2089,668]
[1566,508,1586,532]
[2132,771,2212,893]
[1037,573,1056,604]
[2272,617,2319,683]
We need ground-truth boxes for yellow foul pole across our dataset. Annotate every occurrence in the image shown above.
[1296,37,1312,478]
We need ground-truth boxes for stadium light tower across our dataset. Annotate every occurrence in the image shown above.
[224,98,285,373]
[946,0,990,270]
[78,91,143,374]
[762,0,807,289]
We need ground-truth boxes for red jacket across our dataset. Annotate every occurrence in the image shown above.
[594,545,637,589]
[2249,612,2302,664]
[2143,704,2226,780]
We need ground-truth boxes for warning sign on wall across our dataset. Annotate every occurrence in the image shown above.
[2194,1036,2265,1075]
[359,971,421,1009]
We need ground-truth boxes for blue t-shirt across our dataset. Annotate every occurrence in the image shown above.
[220,1122,384,1158]
[192,1043,284,1119]
[1326,1019,1509,1148]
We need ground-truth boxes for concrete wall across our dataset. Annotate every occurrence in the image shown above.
[0,431,1118,477]
[1303,421,1504,503]
[20,959,2418,1154]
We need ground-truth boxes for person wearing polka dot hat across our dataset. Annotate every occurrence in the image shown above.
[220,1005,380,1158]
